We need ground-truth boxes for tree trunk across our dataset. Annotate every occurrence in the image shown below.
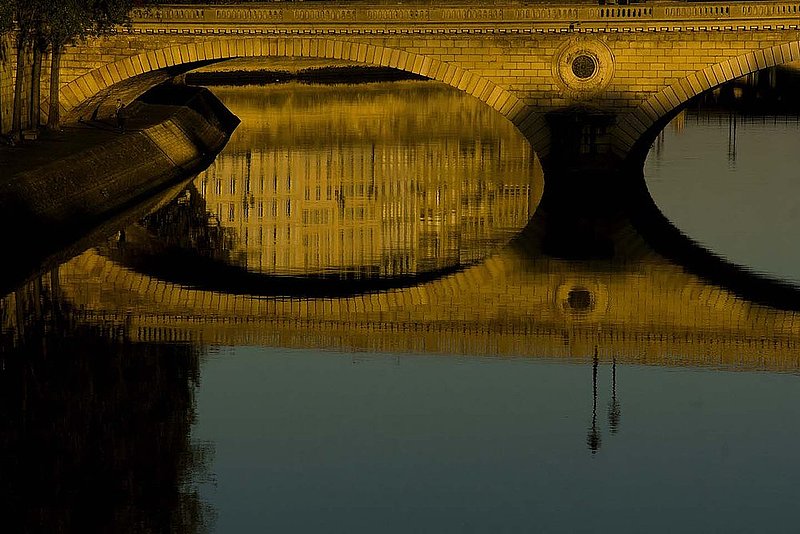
[30,43,42,129]
[12,37,27,137]
[47,45,62,131]
[0,39,5,135]
[0,64,4,135]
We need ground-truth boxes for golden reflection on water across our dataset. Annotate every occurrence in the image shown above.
[193,82,541,275]
[3,81,800,374]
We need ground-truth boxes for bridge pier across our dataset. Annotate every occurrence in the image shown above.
[528,110,651,260]
[545,109,619,170]
[530,167,642,260]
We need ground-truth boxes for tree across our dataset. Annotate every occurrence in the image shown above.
[0,0,14,134]
[42,0,133,130]
[29,1,49,130]
[10,0,37,136]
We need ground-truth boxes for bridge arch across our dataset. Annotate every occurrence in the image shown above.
[59,36,539,148]
[612,40,800,164]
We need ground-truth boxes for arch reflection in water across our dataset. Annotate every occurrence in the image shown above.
[186,82,541,278]
[50,203,800,374]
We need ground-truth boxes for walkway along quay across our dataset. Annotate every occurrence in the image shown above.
[0,86,239,293]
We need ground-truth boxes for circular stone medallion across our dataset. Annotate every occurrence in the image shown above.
[571,54,597,79]
[552,39,615,99]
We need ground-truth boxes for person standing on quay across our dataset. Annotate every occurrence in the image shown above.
[115,99,127,133]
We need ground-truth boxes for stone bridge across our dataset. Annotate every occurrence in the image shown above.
[54,1,800,167]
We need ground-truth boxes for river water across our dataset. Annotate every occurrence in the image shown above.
[2,71,800,532]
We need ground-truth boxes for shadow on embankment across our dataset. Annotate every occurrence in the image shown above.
[0,86,239,296]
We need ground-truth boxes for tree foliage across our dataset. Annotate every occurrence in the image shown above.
[0,1,13,36]
[0,0,13,64]
[38,0,133,50]
[39,0,134,130]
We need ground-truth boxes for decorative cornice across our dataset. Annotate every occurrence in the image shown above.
[127,25,800,36]
[129,1,800,34]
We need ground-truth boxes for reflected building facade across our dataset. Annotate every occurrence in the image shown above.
[194,82,541,276]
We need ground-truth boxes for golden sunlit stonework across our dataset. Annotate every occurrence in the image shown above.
[46,1,800,161]
[552,38,616,98]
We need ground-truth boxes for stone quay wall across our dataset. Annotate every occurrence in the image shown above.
[0,88,238,248]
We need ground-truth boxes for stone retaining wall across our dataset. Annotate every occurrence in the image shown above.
[0,87,238,261]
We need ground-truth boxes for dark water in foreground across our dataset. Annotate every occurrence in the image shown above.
[197,349,800,533]
[3,71,800,532]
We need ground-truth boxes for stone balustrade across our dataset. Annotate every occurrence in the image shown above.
[129,2,800,30]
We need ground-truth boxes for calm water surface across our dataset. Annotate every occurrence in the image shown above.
[3,74,800,533]
[646,109,800,283]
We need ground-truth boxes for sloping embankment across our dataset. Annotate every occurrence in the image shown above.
[0,86,239,289]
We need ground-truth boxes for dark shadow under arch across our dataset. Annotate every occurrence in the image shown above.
[100,224,471,299]
[509,165,800,312]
